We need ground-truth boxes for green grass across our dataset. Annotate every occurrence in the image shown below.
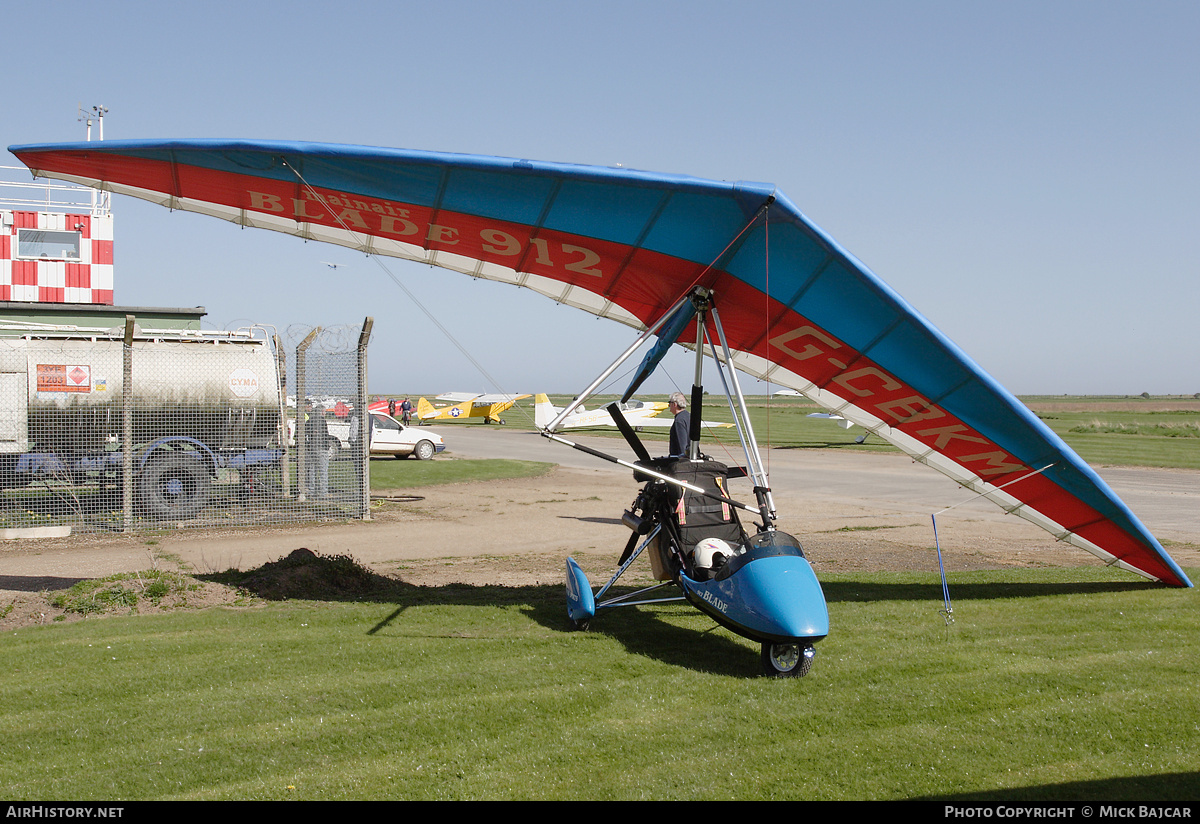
[1031,409,1200,469]
[1068,420,1199,438]
[2,564,1197,800]
[48,570,199,616]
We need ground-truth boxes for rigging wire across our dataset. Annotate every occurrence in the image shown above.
[280,160,539,428]
[636,199,777,475]
[761,206,771,475]
[930,513,954,625]
[680,195,775,297]
[928,461,1059,625]
[282,161,776,434]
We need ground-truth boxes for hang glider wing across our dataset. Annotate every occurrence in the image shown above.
[9,139,1189,587]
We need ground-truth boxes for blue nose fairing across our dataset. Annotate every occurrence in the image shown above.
[682,533,829,644]
[566,556,596,623]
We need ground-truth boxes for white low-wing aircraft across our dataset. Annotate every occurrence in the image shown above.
[534,394,731,431]
[807,411,868,443]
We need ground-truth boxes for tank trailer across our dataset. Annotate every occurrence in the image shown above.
[0,325,284,520]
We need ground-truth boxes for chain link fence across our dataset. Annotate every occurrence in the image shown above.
[0,318,372,535]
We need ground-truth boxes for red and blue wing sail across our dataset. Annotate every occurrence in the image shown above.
[10,139,1189,587]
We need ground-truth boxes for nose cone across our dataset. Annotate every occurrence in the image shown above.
[686,555,829,641]
[565,557,595,621]
[737,556,829,639]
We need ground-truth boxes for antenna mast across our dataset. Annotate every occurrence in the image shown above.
[76,104,110,212]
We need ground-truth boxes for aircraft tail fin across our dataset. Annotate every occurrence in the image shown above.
[416,397,436,419]
[534,394,555,429]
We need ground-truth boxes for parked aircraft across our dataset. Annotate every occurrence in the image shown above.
[415,393,530,424]
[807,411,868,443]
[534,394,731,432]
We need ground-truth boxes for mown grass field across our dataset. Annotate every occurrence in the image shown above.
[2,563,1197,801]
[1021,397,1200,470]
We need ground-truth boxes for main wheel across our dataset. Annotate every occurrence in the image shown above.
[137,452,210,520]
[761,642,815,678]
[412,440,435,461]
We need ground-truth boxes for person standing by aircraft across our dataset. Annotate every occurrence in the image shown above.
[400,397,413,425]
[668,392,691,457]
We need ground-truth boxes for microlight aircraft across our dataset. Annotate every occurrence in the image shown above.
[11,139,1190,673]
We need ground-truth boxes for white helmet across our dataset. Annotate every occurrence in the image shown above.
[693,537,734,569]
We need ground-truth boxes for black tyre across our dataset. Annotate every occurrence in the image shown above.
[761,642,815,678]
[413,440,435,461]
[137,452,210,520]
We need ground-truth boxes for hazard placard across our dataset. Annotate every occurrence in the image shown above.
[36,364,92,393]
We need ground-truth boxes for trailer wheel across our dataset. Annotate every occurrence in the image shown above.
[761,642,815,678]
[138,453,210,520]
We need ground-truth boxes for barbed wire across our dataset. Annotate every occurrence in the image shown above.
[282,323,362,354]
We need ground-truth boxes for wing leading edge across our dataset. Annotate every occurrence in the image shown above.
[9,138,1189,587]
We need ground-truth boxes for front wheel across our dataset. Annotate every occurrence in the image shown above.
[412,440,435,461]
[761,642,815,678]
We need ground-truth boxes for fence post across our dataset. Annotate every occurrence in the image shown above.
[356,317,374,520]
[121,315,135,531]
[274,333,290,497]
[294,327,320,501]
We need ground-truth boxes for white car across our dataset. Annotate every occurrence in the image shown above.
[359,412,445,460]
[293,413,446,460]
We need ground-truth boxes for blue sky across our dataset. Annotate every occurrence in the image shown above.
[4,0,1197,396]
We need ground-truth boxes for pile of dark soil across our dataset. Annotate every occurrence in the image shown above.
[207,547,404,601]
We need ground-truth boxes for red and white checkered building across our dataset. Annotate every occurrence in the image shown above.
[0,208,114,305]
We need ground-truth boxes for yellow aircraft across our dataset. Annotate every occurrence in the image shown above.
[416,393,531,424]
